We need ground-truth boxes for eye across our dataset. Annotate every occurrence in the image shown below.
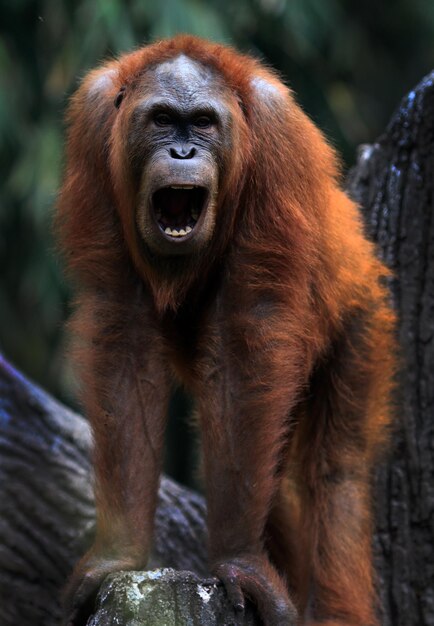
[194,115,213,128]
[154,113,173,126]
[114,86,126,109]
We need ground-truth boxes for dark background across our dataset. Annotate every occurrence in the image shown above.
[1,0,434,485]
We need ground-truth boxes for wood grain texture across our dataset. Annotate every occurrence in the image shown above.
[347,71,434,626]
[0,355,208,625]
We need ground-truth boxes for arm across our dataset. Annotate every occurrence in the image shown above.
[195,298,308,626]
[64,293,170,626]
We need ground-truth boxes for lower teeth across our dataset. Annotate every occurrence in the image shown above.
[164,226,193,237]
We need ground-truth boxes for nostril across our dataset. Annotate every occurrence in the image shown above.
[170,146,197,159]
[185,146,196,159]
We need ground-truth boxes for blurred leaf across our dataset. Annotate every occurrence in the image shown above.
[149,0,229,41]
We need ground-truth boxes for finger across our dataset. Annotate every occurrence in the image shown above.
[226,560,298,626]
[215,564,246,612]
[65,574,100,626]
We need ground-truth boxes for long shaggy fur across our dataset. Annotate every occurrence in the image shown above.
[56,36,395,626]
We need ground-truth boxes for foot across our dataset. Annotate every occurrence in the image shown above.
[63,551,140,626]
[213,554,298,626]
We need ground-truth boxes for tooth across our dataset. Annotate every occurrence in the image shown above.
[185,226,192,233]
[179,229,186,236]
[191,211,198,220]
[172,229,180,237]
[165,227,172,235]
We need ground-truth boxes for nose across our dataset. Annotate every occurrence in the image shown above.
[170,145,197,159]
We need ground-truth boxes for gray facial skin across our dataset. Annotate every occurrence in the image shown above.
[124,55,235,257]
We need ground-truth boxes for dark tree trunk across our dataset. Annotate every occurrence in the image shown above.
[0,355,212,626]
[1,73,434,626]
[347,71,434,626]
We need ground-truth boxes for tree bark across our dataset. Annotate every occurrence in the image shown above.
[1,72,434,626]
[0,355,211,625]
[347,71,434,626]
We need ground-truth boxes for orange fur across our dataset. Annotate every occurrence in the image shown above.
[56,36,395,626]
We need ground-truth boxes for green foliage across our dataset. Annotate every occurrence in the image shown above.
[1,0,434,403]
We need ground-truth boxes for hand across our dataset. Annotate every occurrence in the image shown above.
[213,553,298,626]
[63,549,141,626]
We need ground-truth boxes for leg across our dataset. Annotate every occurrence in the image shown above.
[298,464,377,625]
[293,321,388,626]
[64,297,170,625]
[264,427,378,625]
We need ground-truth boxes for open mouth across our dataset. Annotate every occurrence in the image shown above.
[152,186,208,239]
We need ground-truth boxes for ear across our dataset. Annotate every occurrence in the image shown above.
[56,63,128,289]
